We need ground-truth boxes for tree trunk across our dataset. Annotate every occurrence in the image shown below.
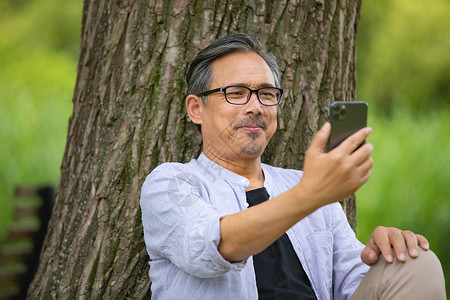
[28,0,361,298]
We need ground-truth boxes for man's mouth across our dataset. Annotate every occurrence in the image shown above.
[237,124,262,132]
[233,117,267,132]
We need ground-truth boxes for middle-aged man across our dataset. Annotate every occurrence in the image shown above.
[140,34,446,299]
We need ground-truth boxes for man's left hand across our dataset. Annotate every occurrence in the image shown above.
[361,226,429,265]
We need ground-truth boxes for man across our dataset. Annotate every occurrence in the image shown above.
[140,34,445,299]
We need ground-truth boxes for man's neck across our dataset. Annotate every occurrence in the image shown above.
[203,150,265,191]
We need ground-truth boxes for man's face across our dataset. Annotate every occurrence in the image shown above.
[199,51,278,162]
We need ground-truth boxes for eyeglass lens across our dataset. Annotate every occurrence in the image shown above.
[225,86,280,105]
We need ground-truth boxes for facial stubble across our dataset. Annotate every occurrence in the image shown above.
[240,132,262,156]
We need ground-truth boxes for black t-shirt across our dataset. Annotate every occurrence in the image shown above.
[246,187,317,300]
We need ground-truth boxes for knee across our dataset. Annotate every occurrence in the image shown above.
[352,249,446,300]
[391,248,446,298]
[408,248,443,275]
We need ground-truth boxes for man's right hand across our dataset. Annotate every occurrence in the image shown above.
[297,122,373,208]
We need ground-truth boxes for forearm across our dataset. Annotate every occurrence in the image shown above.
[218,185,318,262]
[218,124,373,263]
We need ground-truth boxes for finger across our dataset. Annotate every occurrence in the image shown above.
[308,122,331,153]
[339,127,372,154]
[348,157,372,191]
[361,242,381,265]
[402,230,419,258]
[351,142,374,167]
[356,167,371,188]
[373,227,394,263]
[354,155,373,177]
[417,234,430,251]
[389,229,408,262]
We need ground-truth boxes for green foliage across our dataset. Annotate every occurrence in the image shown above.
[0,0,81,57]
[356,106,450,292]
[0,0,81,243]
[357,0,450,112]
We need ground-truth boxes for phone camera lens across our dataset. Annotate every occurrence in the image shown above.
[333,104,347,120]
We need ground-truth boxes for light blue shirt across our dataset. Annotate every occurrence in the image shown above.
[140,153,369,300]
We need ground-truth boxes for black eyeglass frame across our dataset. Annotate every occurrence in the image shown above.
[198,85,284,106]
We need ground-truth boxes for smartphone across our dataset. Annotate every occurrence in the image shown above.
[327,101,368,151]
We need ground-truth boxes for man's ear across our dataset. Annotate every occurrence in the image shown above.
[186,94,204,125]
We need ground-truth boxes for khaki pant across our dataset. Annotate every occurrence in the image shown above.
[351,248,446,300]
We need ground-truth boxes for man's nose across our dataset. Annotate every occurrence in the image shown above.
[245,92,263,114]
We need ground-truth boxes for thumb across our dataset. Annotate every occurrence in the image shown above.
[361,241,381,265]
[308,122,331,153]
[361,248,375,265]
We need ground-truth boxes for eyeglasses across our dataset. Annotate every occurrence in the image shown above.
[198,85,283,106]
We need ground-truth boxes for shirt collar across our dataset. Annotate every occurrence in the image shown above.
[197,152,250,188]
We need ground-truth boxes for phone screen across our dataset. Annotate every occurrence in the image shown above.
[327,101,368,151]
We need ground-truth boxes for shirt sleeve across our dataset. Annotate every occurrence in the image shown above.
[331,203,369,299]
[140,165,247,278]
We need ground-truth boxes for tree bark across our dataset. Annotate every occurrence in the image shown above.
[28,0,361,298]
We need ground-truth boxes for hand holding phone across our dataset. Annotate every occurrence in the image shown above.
[300,101,372,208]
[327,101,368,151]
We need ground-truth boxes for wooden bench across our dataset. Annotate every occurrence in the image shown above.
[0,186,54,300]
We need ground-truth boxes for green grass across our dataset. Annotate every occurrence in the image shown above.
[356,106,450,291]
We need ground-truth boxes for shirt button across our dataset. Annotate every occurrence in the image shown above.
[244,202,249,208]
[240,178,247,184]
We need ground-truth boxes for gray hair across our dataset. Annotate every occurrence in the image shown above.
[186,33,281,103]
